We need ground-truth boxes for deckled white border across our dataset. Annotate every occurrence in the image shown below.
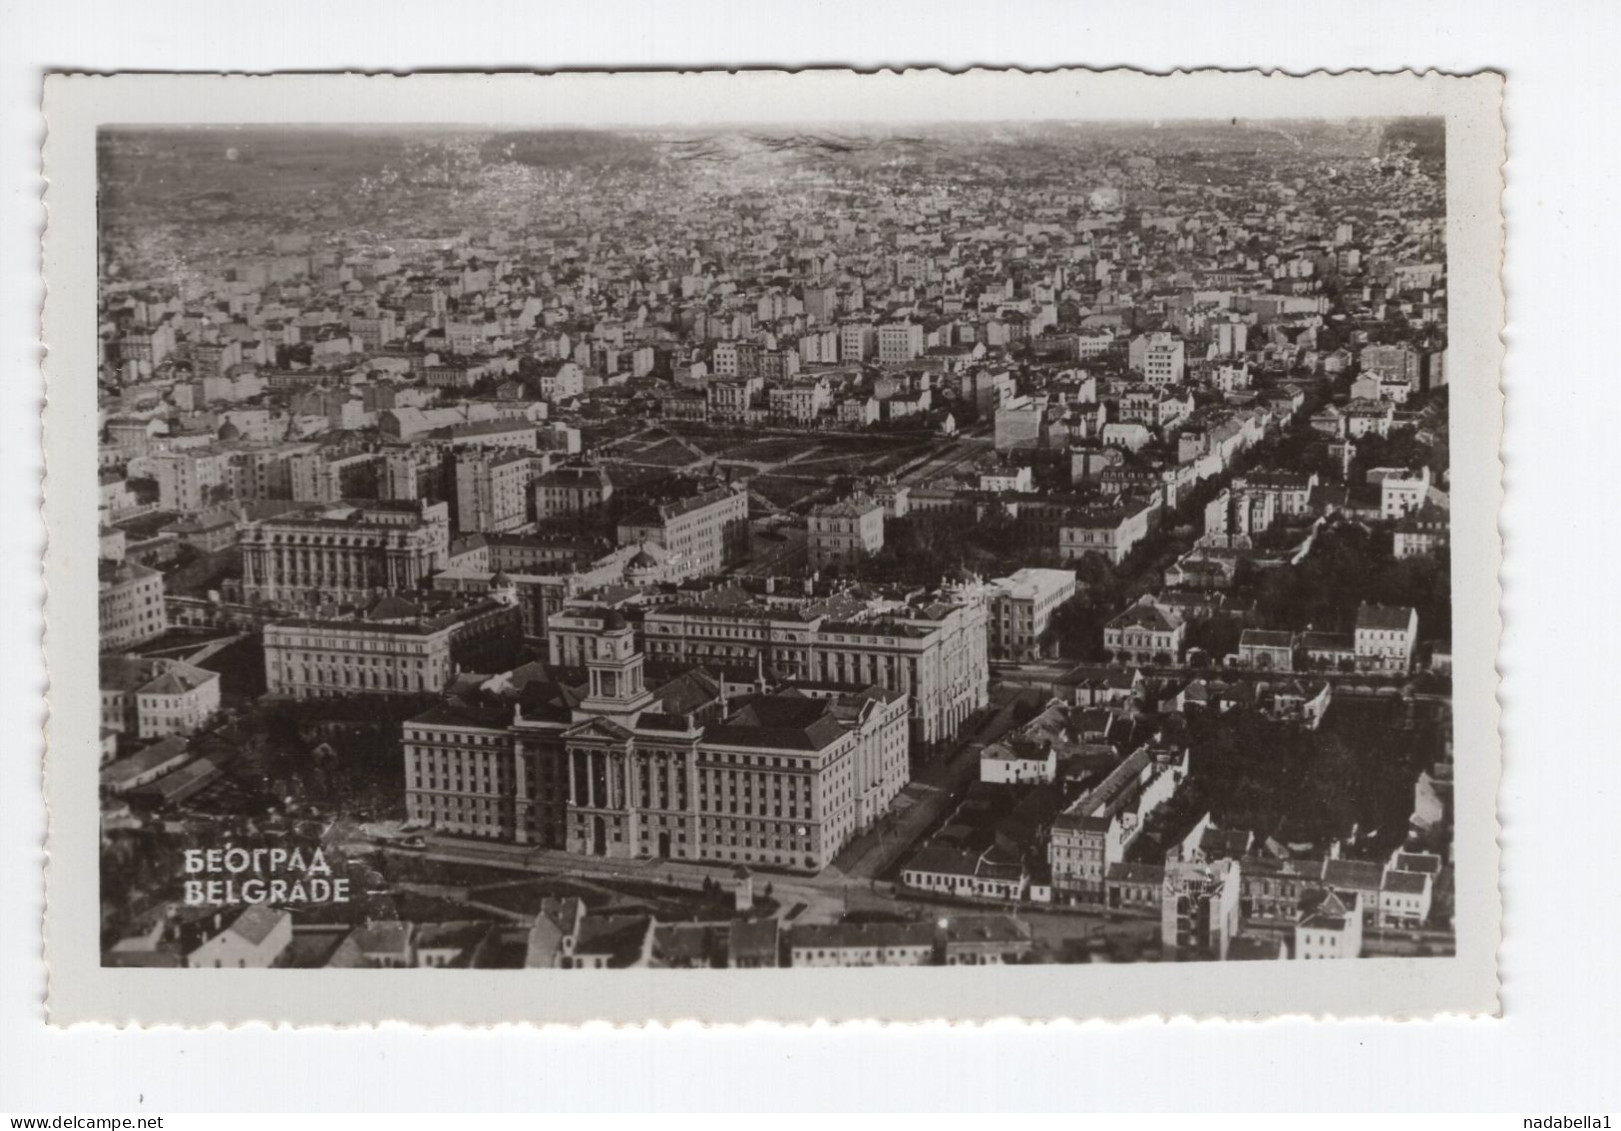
[42,69,1503,1026]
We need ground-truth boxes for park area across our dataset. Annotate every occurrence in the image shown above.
[359,850,782,925]
[1134,697,1450,863]
[612,423,939,480]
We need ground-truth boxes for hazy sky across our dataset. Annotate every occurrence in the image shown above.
[81,69,1458,129]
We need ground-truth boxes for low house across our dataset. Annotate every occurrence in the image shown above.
[100,656,222,740]
[99,735,192,795]
[1268,679,1333,730]
[1057,499,1158,565]
[524,898,587,969]
[979,736,1058,785]
[940,916,1033,966]
[351,920,415,968]
[1238,855,1324,921]
[1322,858,1385,921]
[901,843,1029,903]
[1354,603,1419,673]
[1228,935,1289,961]
[1164,551,1240,591]
[1105,862,1166,911]
[651,923,725,969]
[659,388,710,422]
[1394,504,1450,559]
[1300,631,1357,671]
[414,921,496,968]
[728,919,780,969]
[1370,465,1432,519]
[1103,600,1186,665]
[1238,629,1295,671]
[1379,869,1435,929]
[279,925,366,969]
[1389,849,1445,879]
[1294,890,1363,959]
[806,495,887,569]
[566,913,656,970]
[1049,746,1189,905]
[1054,667,1138,707]
[185,906,294,969]
[789,922,937,968]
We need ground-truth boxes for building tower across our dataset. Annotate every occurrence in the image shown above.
[578,611,655,719]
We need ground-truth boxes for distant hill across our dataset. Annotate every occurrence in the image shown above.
[481,130,661,171]
[1381,118,1445,163]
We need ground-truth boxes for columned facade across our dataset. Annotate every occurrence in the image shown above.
[239,502,449,608]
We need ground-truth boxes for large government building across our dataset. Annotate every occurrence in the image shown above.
[238,499,451,608]
[264,591,524,700]
[402,608,910,874]
[635,590,990,751]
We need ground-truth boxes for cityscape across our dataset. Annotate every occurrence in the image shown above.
[95,117,1455,972]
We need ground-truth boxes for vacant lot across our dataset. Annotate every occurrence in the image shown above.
[623,438,699,467]
[469,878,615,915]
[711,436,820,464]
[791,443,931,476]
[750,474,825,511]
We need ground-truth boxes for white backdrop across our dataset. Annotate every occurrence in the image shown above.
[1,0,1613,1112]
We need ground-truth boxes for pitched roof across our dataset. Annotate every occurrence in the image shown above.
[942,916,1032,946]
[905,843,986,878]
[1106,862,1167,886]
[1300,631,1355,653]
[789,922,936,950]
[644,664,717,710]
[137,664,218,696]
[1108,603,1181,632]
[100,736,191,788]
[1382,870,1431,895]
[1240,629,1295,649]
[364,593,427,621]
[536,464,613,489]
[1323,859,1384,890]
[705,694,848,752]
[227,905,289,946]
[727,918,779,962]
[100,656,218,696]
[350,920,413,957]
[1356,603,1417,631]
[1391,851,1444,876]
[573,913,653,966]
[653,923,720,965]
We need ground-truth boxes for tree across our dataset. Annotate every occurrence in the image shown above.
[1186,616,1242,661]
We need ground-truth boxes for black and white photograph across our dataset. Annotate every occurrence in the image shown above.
[89,108,1461,971]
[11,0,1621,1115]
[39,69,1503,1028]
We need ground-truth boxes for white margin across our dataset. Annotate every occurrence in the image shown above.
[42,68,1504,1027]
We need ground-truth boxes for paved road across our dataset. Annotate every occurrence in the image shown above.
[410,717,1061,927]
[895,435,995,486]
[847,885,1163,948]
[833,692,1037,881]
[989,660,1072,692]
[414,835,856,923]
[829,780,952,880]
